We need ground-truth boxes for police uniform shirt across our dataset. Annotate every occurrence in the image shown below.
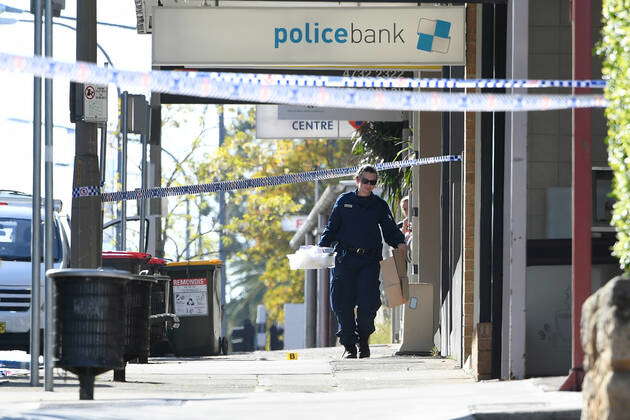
[318,190,405,258]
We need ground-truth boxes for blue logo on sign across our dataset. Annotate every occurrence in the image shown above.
[416,19,451,53]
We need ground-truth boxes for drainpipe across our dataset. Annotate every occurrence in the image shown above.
[560,0,592,392]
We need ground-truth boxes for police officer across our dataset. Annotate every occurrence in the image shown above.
[318,165,406,358]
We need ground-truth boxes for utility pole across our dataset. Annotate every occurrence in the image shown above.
[316,211,329,347]
[70,0,101,267]
[304,181,319,348]
[119,91,128,251]
[218,107,227,338]
[185,198,191,260]
[43,0,54,391]
[304,232,317,348]
[197,197,203,258]
[30,0,42,387]
[148,93,163,257]
[138,100,150,253]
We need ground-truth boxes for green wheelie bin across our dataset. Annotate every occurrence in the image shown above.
[164,260,228,356]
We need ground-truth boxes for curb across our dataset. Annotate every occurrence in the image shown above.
[461,409,581,420]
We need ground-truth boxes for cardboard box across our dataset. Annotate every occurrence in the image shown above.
[392,247,409,301]
[380,248,409,307]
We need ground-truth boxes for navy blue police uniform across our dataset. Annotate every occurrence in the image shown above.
[318,190,405,346]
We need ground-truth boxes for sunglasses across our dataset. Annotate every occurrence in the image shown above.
[360,178,378,186]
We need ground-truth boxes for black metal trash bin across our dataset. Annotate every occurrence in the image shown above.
[150,276,170,318]
[149,258,176,356]
[149,275,176,356]
[47,268,133,400]
[163,260,227,356]
[113,274,156,381]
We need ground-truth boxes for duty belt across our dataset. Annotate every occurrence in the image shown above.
[346,247,378,256]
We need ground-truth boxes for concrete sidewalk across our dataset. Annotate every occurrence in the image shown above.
[0,344,582,419]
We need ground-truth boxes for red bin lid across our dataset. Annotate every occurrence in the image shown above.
[148,257,167,266]
[102,251,152,260]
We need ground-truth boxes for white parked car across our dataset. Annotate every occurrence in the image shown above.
[0,190,70,351]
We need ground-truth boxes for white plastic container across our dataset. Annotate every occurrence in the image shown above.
[287,246,336,270]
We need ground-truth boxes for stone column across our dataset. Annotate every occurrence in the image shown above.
[581,276,630,420]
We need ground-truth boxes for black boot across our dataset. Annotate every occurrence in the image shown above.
[358,338,370,359]
[343,343,357,359]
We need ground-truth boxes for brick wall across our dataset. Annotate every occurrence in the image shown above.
[462,4,477,364]
[472,322,492,380]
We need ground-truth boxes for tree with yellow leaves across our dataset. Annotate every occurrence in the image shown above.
[196,106,357,323]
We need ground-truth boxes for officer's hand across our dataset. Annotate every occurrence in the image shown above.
[396,243,407,252]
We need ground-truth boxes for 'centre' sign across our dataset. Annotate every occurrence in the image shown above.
[256,105,356,139]
[152,6,465,67]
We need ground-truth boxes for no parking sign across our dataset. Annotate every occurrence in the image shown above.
[82,84,108,123]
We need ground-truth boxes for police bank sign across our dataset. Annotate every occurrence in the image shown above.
[152,6,465,67]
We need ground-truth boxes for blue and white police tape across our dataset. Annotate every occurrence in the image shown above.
[73,155,462,202]
[0,52,608,112]
[191,71,606,90]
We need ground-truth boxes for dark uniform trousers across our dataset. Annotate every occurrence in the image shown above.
[330,252,381,346]
[319,190,404,347]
